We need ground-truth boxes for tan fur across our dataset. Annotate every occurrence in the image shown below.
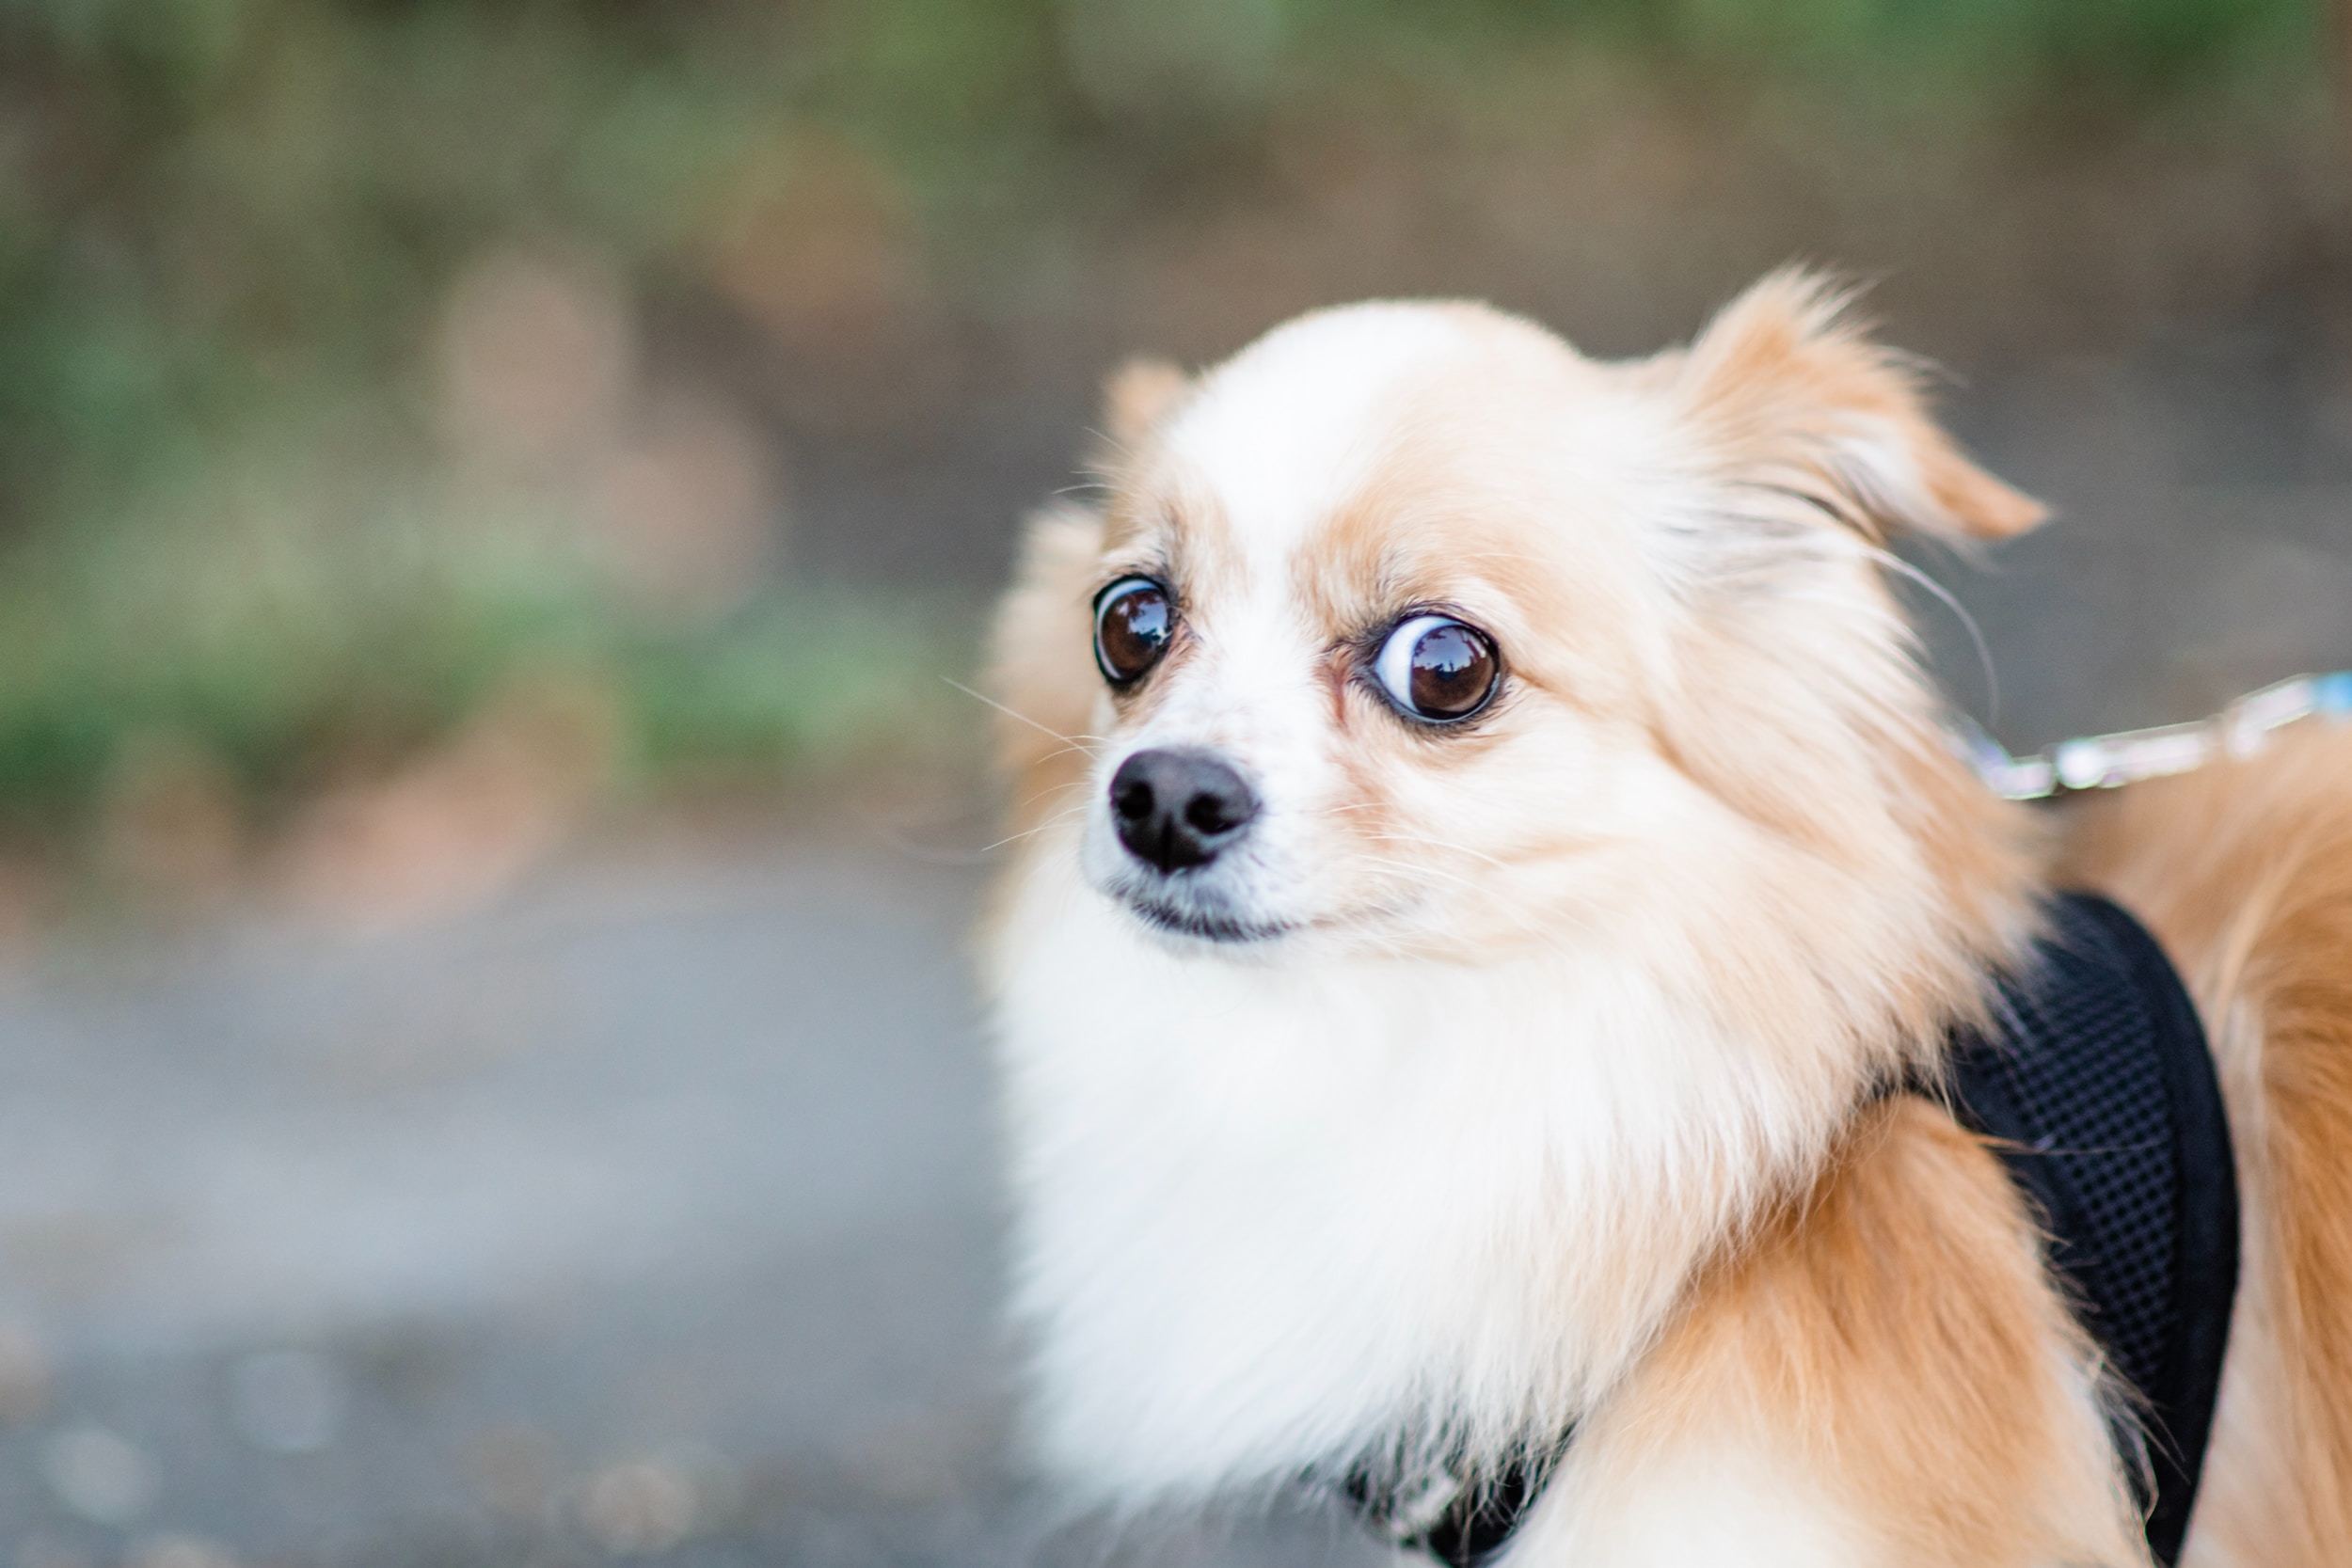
[1596,1098,2144,1566]
[1661,274,2049,1002]
[1653,276,2051,1058]
[1099,356,1192,451]
[986,274,2333,1564]
[1679,269,2045,545]
[2061,728,2352,1567]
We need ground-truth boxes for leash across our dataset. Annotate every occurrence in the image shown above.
[1958,671,2352,801]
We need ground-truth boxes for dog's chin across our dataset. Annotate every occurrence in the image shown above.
[1097,870,1437,958]
[1087,879,1308,949]
[1108,889,1296,951]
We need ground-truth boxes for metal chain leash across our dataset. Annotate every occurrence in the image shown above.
[1959,672,2352,802]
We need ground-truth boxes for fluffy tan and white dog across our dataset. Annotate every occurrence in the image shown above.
[978,272,2352,1566]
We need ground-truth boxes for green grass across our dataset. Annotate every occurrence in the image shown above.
[0,512,976,848]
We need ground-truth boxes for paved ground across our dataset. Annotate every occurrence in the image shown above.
[1,345,2349,1567]
[0,841,1376,1567]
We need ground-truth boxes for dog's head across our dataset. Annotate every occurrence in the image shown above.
[991,272,2042,978]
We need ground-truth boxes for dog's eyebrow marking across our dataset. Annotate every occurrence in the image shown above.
[1098,546,1176,592]
[1107,472,1248,606]
[1098,488,1168,556]
[1321,645,1357,727]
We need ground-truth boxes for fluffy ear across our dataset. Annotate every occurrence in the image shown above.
[1678,269,2043,544]
[985,500,1105,807]
[1098,356,1191,454]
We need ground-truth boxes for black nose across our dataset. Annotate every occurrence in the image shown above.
[1109,748,1260,873]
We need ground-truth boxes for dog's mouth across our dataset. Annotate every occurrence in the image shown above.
[1120,895,1295,946]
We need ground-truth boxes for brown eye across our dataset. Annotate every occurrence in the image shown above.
[1373,613,1500,723]
[1093,577,1174,687]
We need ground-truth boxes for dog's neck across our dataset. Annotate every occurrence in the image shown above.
[992,760,2041,1508]
[993,908,1859,1503]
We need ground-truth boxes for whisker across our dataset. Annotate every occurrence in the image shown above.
[1360,831,1512,871]
[1018,777,1092,812]
[1446,549,1562,569]
[1352,853,1486,895]
[861,787,1091,866]
[1082,426,1142,467]
[977,801,1093,855]
[940,676,1106,754]
[1863,546,2001,724]
[1350,852,1604,949]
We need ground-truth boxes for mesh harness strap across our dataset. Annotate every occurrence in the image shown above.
[1940,893,2238,1564]
[1340,1449,1557,1568]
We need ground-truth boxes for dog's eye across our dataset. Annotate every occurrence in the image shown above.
[1373,613,1500,723]
[1094,577,1174,687]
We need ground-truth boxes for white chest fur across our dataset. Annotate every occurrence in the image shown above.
[989,856,1835,1506]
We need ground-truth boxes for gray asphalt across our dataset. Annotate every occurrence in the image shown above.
[0,842,1374,1566]
[3,346,2350,1567]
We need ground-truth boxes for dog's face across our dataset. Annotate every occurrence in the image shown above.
[1066,304,1677,957]
[993,275,2044,966]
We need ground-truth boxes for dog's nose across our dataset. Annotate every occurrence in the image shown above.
[1109,749,1259,873]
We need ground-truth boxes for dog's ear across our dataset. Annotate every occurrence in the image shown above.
[1098,356,1191,456]
[1677,269,2042,545]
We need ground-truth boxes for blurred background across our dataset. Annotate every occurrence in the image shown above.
[1,2,2349,1564]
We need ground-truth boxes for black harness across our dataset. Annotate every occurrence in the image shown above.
[1343,894,2239,1566]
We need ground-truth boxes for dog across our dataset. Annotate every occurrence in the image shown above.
[978,270,2352,1565]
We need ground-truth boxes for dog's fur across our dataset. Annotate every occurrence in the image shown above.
[980,271,2352,1565]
